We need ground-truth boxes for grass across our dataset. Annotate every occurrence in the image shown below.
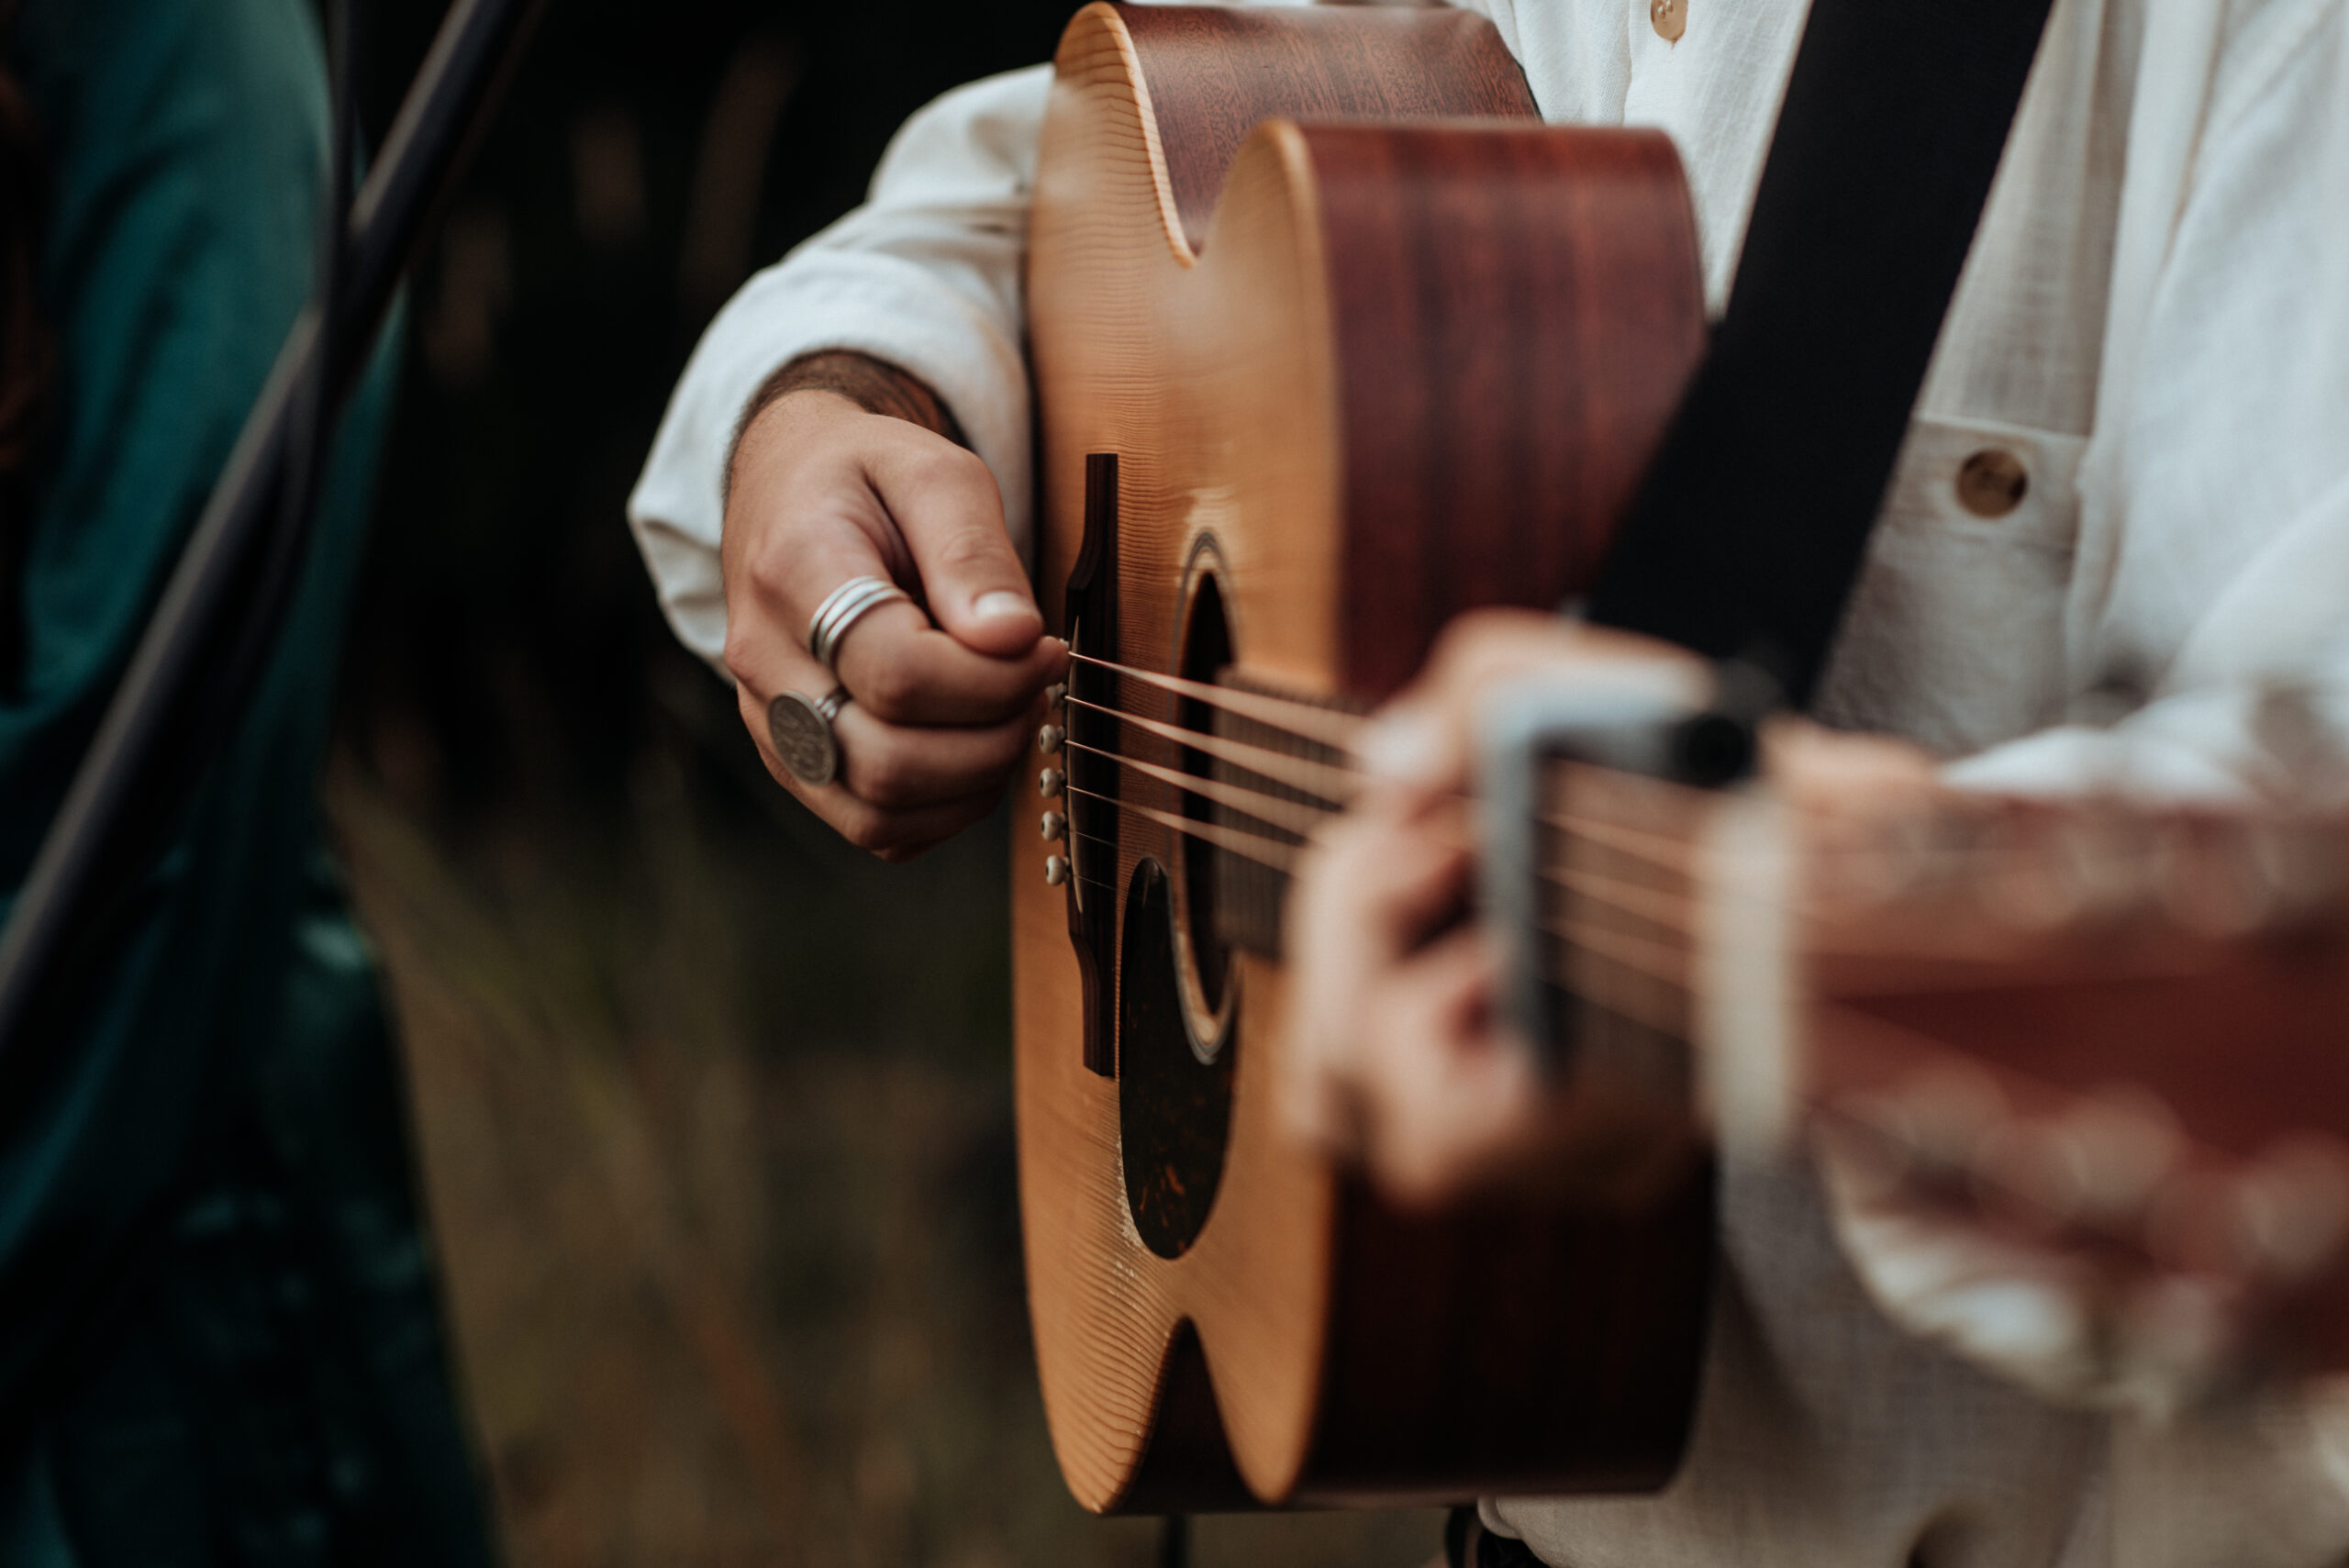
[328,669,1442,1568]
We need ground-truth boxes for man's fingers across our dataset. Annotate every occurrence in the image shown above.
[719,393,1058,860]
[866,434,1044,657]
[832,696,1042,808]
[835,617,1066,726]
[818,787,1008,862]
[1300,800,1472,955]
[726,398,1045,693]
[1353,608,1714,795]
[1353,929,1541,1208]
[1284,812,1531,1205]
[723,496,904,695]
[735,681,1006,853]
[734,562,1063,730]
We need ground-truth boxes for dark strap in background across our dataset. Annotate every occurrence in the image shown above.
[1586,0,2059,706]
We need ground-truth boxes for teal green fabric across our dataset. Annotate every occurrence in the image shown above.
[0,0,494,1562]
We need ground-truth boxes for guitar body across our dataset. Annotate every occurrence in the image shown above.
[1015,4,1715,1511]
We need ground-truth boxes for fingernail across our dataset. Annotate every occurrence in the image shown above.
[1357,708,1451,788]
[973,590,1038,623]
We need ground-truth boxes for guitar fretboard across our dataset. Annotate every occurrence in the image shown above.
[1206,671,1355,958]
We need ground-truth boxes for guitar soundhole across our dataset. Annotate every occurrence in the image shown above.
[1174,569,1236,1054]
[1119,859,1236,1259]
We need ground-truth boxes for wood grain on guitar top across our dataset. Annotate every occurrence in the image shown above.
[1017,2,1712,1514]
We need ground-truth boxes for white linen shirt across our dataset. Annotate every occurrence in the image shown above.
[629,0,2349,1562]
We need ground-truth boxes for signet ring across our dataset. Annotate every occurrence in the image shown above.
[768,684,850,788]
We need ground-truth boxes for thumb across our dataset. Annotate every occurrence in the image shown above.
[868,434,1043,658]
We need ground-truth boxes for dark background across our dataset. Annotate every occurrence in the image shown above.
[328,1,1442,1562]
[344,0,1068,817]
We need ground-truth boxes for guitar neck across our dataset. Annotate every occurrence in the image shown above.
[1545,757,2349,1313]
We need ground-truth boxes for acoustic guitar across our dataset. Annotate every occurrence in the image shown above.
[1011,0,2349,1518]
[1013,2,1716,1512]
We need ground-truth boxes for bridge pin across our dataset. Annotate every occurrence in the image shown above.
[1038,767,1064,797]
[1044,855,1069,887]
[1041,811,1066,841]
[1038,724,1065,754]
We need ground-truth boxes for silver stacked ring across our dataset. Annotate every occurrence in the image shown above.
[807,574,910,669]
[768,684,851,788]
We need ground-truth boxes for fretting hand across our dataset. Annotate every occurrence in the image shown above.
[1279,607,1935,1207]
[1282,609,2332,1412]
[721,354,1066,860]
[1280,608,1714,1207]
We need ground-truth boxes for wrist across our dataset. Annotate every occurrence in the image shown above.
[727,351,969,509]
[744,350,966,444]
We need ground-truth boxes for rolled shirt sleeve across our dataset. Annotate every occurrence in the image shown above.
[627,63,1050,668]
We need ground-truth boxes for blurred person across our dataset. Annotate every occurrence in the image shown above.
[629,0,2349,1565]
[0,0,493,1560]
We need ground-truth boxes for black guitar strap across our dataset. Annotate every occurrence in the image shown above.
[1584,0,2061,707]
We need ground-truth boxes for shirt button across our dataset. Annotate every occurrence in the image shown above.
[1954,447,2029,517]
[1651,0,1687,41]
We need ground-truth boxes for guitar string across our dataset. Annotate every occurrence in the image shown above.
[1536,812,2334,952]
[1050,729,2100,887]
[1057,656,2052,878]
[1046,735,2273,931]
[1055,707,2300,891]
[1060,695,1357,803]
[1062,741,2330,939]
[1051,860,2258,1026]
[1053,820,2229,1006]
[1542,805,2349,933]
[1059,738,1331,837]
[1062,672,2099,877]
[1042,689,2349,939]
[1543,803,2095,874]
[1061,784,1300,872]
[1063,660,2349,897]
[1044,793,2303,1006]
[1046,825,2271,1025]
[1058,828,1273,906]
[1063,651,1365,751]
[1048,733,2177,929]
[1057,688,2263,886]
[1053,817,1690,998]
[1052,836,1711,1001]
[1054,777,1775,940]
